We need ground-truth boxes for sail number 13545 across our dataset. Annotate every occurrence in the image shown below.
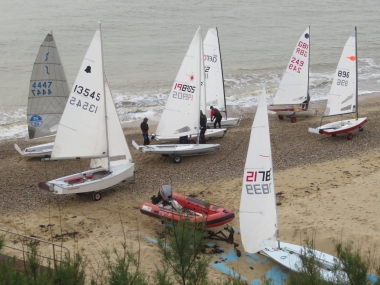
[73,85,100,101]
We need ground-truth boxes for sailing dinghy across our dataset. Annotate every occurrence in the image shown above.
[14,33,70,157]
[309,27,367,140]
[133,27,219,163]
[269,27,316,123]
[38,23,134,201]
[240,86,341,279]
[203,28,241,128]
[151,27,226,143]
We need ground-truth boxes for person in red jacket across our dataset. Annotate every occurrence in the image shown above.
[210,106,222,128]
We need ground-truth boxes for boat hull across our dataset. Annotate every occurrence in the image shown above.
[134,142,219,156]
[154,128,226,142]
[308,117,367,136]
[269,106,317,118]
[207,117,241,128]
[140,193,235,229]
[39,163,134,195]
[262,240,337,280]
[14,142,54,158]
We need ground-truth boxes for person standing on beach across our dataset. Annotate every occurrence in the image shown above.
[210,106,222,129]
[199,110,207,144]
[140,117,150,145]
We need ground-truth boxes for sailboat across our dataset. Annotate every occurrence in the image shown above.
[151,27,227,143]
[309,27,367,139]
[14,33,70,157]
[203,28,241,128]
[240,86,339,279]
[38,22,134,201]
[269,27,316,123]
[132,27,219,163]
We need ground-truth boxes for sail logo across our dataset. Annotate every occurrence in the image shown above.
[45,52,49,61]
[245,170,272,194]
[85,66,91,73]
[30,115,43,127]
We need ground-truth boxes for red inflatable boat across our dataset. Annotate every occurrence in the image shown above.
[140,192,235,229]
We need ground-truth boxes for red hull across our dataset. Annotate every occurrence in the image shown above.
[320,119,367,135]
[140,193,235,229]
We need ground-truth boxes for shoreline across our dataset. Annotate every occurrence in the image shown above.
[1,92,380,282]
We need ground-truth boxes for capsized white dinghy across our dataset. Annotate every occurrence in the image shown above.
[203,28,241,128]
[134,27,220,163]
[239,86,343,280]
[308,27,367,140]
[268,27,316,123]
[38,22,134,201]
[15,32,70,157]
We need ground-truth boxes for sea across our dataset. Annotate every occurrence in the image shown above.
[1,0,379,140]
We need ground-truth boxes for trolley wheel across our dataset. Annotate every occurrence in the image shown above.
[93,192,102,201]
[359,126,364,131]
[291,117,297,123]
[278,115,284,120]
[347,133,354,140]
[173,154,182,163]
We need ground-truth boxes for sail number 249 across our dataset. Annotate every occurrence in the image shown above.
[245,170,272,194]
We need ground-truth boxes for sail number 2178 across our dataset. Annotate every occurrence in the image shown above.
[245,170,272,194]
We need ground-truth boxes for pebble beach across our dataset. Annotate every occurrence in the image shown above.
[1,93,380,282]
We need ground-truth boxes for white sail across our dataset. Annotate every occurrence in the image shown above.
[155,28,202,138]
[51,28,107,159]
[27,33,70,139]
[203,28,225,111]
[90,81,132,169]
[240,87,278,254]
[273,27,310,105]
[325,29,357,116]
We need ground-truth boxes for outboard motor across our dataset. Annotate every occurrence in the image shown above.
[159,185,173,202]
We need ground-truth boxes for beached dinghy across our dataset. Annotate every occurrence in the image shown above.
[268,27,316,123]
[133,27,220,163]
[151,26,226,143]
[203,28,241,128]
[38,22,134,201]
[240,86,342,279]
[308,27,367,140]
[14,33,70,157]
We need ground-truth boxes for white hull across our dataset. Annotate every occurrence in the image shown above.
[132,140,219,156]
[14,142,54,158]
[206,117,241,128]
[268,106,317,118]
[40,163,134,195]
[262,241,339,280]
[309,117,367,136]
[154,128,226,142]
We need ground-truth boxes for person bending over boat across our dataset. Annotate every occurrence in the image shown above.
[210,106,222,128]
[140,117,150,145]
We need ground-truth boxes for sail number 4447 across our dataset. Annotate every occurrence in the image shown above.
[245,170,272,194]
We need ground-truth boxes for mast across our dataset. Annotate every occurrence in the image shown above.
[197,27,202,145]
[216,27,227,119]
[307,26,310,105]
[355,26,358,120]
[99,21,111,171]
